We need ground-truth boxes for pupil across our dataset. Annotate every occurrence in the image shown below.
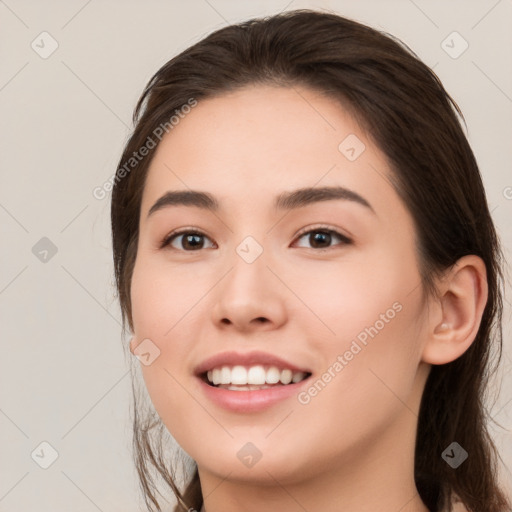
[311,231,330,248]
[184,234,203,249]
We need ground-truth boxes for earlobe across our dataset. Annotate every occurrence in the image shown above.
[421,255,488,365]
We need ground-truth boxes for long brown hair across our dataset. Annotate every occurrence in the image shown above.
[111,9,511,512]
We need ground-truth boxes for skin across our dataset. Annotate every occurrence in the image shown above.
[128,85,487,512]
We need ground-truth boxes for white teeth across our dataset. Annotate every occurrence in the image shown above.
[266,366,280,384]
[204,365,309,387]
[247,365,266,385]
[280,369,293,385]
[231,365,247,385]
[220,366,231,385]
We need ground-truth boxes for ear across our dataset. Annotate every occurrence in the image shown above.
[421,255,488,365]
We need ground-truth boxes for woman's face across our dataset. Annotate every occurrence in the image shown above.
[130,85,432,485]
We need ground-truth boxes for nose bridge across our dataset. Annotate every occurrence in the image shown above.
[222,204,274,284]
[211,229,287,329]
[235,233,267,266]
[225,233,272,300]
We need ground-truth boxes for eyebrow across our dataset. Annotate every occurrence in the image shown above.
[147,186,376,217]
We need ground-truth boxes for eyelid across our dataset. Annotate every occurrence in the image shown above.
[160,223,352,251]
[159,226,216,250]
[293,223,352,243]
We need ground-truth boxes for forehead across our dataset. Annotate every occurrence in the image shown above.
[149,85,362,175]
[140,85,406,226]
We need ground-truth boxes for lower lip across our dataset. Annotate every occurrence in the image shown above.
[197,376,310,412]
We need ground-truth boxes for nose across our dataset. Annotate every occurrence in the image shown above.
[211,248,288,333]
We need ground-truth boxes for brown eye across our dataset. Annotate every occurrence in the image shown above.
[160,226,351,252]
[294,228,352,250]
[161,230,215,251]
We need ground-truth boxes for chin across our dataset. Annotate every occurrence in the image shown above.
[193,436,312,486]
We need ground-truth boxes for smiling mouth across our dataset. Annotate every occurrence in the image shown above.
[201,364,312,391]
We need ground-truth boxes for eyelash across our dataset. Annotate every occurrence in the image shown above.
[159,224,352,252]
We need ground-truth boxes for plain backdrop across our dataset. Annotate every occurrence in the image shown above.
[1,1,511,510]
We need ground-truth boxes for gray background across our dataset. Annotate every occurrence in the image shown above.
[1,0,511,510]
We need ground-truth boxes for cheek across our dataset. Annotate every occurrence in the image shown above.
[288,293,424,475]
[129,257,183,392]
[293,252,411,350]
[295,252,424,414]
[129,254,220,443]
[130,252,207,338]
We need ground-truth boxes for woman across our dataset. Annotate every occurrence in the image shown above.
[110,9,511,512]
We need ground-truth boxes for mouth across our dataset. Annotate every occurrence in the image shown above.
[200,364,312,391]
[194,351,313,411]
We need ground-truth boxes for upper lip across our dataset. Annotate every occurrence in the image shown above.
[194,350,311,376]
